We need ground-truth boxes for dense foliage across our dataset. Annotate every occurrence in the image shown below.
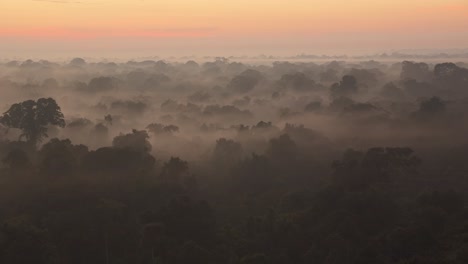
[1,58,468,263]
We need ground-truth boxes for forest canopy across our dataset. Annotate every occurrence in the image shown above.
[0,58,468,264]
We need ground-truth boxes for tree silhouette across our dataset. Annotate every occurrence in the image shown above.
[142,222,167,263]
[0,98,65,146]
[278,72,319,92]
[161,157,189,184]
[112,129,151,152]
[228,69,263,93]
[212,138,243,169]
[400,61,431,81]
[267,134,297,163]
[332,147,421,189]
[413,96,446,120]
[0,223,59,264]
[434,63,468,93]
[39,138,88,177]
[146,123,179,135]
[2,149,31,171]
[330,75,358,99]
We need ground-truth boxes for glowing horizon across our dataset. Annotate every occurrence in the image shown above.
[1,0,468,57]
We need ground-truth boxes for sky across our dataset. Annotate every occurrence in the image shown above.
[1,0,468,58]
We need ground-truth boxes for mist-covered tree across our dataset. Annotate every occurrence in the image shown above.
[228,69,263,93]
[2,149,31,171]
[0,98,65,146]
[146,123,179,135]
[0,223,59,264]
[39,138,88,176]
[330,75,358,99]
[266,134,297,163]
[278,72,319,92]
[413,96,446,120]
[348,68,381,88]
[161,157,189,184]
[112,129,151,152]
[332,147,421,189]
[212,138,243,169]
[69,57,86,66]
[434,62,468,93]
[400,61,431,82]
[381,82,404,98]
[232,153,273,193]
[141,222,167,263]
[86,76,118,92]
[82,147,155,175]
[104,114,113,125]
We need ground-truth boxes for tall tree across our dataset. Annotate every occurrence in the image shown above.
[0,98,65,146]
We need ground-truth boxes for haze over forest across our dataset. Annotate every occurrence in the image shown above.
[1,0,468,264]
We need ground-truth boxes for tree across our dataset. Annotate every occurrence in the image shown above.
[146,123,179,135]
[212,138,243,169]
[0,223,59,264]
[69,57,86,66]
[278,72,318,92]
[228,69,263,93]
[267,134,298,163]
[413,96,446,120]
[161,157,189,184]
[104,114,113,125]
[419,97,446,114]
[232,154,273,193]
[142,223,167,263]
[332,147,420,189]
[86,76,117,92]
[330,75,358,99]
[175,241,215,264]
[82,147,155,175]
[112,129,151,152]
[39,138,88,176]
[2,149,31,171]
[434,63,468,93]
[400,61,431,82]
[0,98,65,146]
[348,68,381,88]
[381,82,404,98]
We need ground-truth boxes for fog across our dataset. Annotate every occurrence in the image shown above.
[1,57,468,263]
[2,58,467,156]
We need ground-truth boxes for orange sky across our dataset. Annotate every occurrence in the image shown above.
[1,0,468,57]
